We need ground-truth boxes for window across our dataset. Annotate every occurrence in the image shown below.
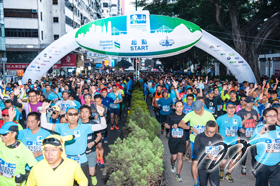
[4,9,38,18]
[103,2,108,7]
[53,0,58,4]
[40,12,42,21]
[5,29,38,38]
[54,35,59,40]
[53,17,59,22]
[41,31,43,40]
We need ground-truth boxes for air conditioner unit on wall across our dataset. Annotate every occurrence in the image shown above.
[32,9,37,13]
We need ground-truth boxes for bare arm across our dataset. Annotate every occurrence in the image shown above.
[178,120,191,130]
[87,133,102,149]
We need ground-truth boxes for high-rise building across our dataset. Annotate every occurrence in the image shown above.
[101,0,122,18]
[0,0,5,58]
[3,0,102,64]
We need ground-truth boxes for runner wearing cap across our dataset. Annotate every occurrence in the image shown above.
[164,100,186,182]
[237,96,259,178]
[47,105,61,124]
[26,135,88,186]
[0,119,37,186]
[108,85,123,130]
[157,89,174,138]
[40,102,107,185]
[18,112,51,164]
[178,100,216,186]
[0,108,22,130]
[217,102,244,183]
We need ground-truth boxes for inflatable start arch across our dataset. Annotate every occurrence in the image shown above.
[22,11,256,83]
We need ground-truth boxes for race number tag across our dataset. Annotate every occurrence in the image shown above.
[265,139,280,153]
[205,145,220,158]
[0,158,16,178]
[26,141,43,152]
[110,103,118,108]
[171,128,184,138]
[67,156,81,165]
[225,126,238,137]
[162,105,170,112]
[245,128,254,137]
[194,125,205,134]
[172,97,177,103]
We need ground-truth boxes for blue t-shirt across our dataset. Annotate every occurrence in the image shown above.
[183,102,192,114]
[54,123,93,164]
[18,128,51,162]
[102,96,114,109]
[157,97,173,115]
[143,83,148,95]
[217,114,242,145]
[108,92,122,109]
[249,125,280,166]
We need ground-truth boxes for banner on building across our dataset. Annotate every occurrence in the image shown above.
[61,54,77,67]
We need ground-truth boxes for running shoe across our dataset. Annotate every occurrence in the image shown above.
[161,129,164,135]
[175,174,182,182]
[219,170,224,181]
[115,125,119,130]
[187,154,192,162]
[100,159,105,167]
[110,124,114,131]
[194,182,199,186]
[182,153,186,160]
[104,137,108,144]
[165,134,169,139]
[224,173,234,183]
[241,166,246,176]
[96,158,100,166]
[91,176,97,185]
[251,169,256,179]
[171,164,176,173]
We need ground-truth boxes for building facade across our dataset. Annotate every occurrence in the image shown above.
[101,0,122,18]
[3,0,101,65]
[0,0,5,58]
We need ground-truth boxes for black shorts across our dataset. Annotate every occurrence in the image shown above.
[185,130,190,141]
[224,144,238,160]
[198,168,220,186]
[110,108,121,115]
[160,114,168,123]
[168,140,186,155]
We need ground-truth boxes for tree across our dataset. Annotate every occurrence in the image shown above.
[142,0,280,82]
[115,59,132,69]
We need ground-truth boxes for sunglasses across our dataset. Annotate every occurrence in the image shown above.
[1,132,11,136]
[52,111,57,115]
[227,106,235,109]
[67,113,79,116]
[42,138,61,146]
[2,114,9,117]
[240,99,246,101]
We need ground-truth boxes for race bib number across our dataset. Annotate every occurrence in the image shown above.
[162,105,170,112]
[26,141,43,152]
[171,128,184,138]
[0,158,16,178]
[245,128,254,137]
[225,126,238,137]
[67,156,80,165]
[265,139,280,153]
[110,103,118,108]
[205,145,220,158]
[194,125,205,135]
[209,107,215,114]
[172,97,177,103]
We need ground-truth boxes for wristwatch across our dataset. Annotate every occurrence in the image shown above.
[189,126,192,130]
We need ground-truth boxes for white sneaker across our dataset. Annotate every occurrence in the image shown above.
[176,174,183,182]
[171,164,176,173]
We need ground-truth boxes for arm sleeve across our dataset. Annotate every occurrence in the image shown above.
[91,117,107,132]
[19,88,25,99]
[74,162,88,186]
[40,113,55,131]
[12,95,23,108]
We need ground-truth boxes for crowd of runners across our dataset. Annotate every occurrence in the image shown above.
[0,72,279,186]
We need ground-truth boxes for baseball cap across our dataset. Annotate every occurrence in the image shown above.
[101,88,107,92]
[192,100,203,111]
[51,105,61,113]
[0,122,18,135]
[245,96,254,103]
[226,102,235,107]
[65,106,79,114]
[1,109,8,115]
[163,90,169,93]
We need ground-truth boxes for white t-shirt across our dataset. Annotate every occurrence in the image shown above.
[55,99,76,111]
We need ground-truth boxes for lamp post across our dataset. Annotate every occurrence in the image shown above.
[1,58,7,83]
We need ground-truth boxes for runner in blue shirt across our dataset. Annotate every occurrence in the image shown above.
[249,107,280,185]
[40,102,107,185]
[157,90,174,139]
[18,112,51,164]
[217,102,244,183]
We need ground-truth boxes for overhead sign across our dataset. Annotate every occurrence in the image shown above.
[6,63,29,70]
[61,54,76,67]
[75,11,202,58]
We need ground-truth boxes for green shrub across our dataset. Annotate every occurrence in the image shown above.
[105,121,164,186]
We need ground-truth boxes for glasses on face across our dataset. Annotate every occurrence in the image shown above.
[272,103,280,108]
[52,111,57,115]
[227,106,235,109]
[265,115,277,118]
[187,99,193,101]
[240,99,246,101]
[2,114,9,117]
[1,132,11,137]
[29,95,37,98]
[67,113,79,116]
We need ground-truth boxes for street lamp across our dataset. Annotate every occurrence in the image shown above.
[0,58,7,83]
